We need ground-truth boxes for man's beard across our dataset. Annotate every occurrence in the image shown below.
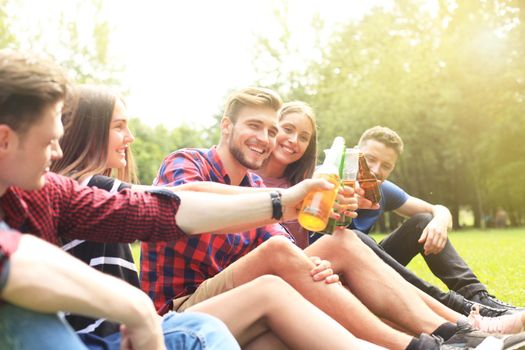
[228,130,265,170]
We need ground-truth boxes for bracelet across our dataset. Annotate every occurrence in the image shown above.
[269,191,283,221]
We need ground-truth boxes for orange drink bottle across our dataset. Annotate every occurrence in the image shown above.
[298,137,344,232]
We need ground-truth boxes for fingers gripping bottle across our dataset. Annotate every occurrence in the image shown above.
[298,137,344,232]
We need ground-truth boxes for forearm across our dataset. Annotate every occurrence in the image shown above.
[3,235,157,329]
[132,182,269,195]
[172,182,269,194]
[175,191,277,234]
[431,205,452,228]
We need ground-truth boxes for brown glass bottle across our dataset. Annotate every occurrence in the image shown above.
[357,153,381,205]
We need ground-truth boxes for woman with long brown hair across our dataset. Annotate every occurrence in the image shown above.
[51,85,386,349]
[256,101,318,248]
[51,85,140,336]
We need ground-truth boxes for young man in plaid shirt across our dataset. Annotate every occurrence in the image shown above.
[140,87,525,350]
[0,51,340,350]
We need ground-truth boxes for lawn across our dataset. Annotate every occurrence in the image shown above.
[132,228,525,306]
[372,228,525,306]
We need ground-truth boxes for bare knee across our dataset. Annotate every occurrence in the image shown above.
[251,275,294,297]
[255,236,311,274]
[258,236,301,261]
[331,228,363,253]
[250,275,300,308]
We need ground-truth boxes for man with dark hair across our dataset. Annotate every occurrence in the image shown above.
[352,125,519,314]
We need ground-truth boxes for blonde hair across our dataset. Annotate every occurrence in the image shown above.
[358,125,404,156]
[223,87,282,123]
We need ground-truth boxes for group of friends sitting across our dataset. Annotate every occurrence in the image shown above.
[0,49,524,350]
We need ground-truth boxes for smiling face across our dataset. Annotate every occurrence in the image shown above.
[272,112,314,167]
[359,139,398,181]
[0,101,64,193]
[226,105,279,170]
[106,99,135,170]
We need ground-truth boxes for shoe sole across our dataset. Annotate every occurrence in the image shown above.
[504,334,525,350]
[505,341,525,350]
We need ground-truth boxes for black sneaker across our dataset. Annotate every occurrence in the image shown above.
[470,291,521,311]
[463,298,511,317]
[416,334,467,349]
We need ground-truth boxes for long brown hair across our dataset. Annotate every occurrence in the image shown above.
[51,85,138,183]
[279,101,318,186]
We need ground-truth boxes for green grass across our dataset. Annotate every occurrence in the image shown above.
[133,228,525,306]
[372,228,525,306]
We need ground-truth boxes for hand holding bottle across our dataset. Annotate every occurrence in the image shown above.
[298,137,345,232]
[334,184,359,220]
[355,186,381,210]
[281,177,336,222]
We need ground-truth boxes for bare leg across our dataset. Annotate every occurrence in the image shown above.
[188,275,385,350]
[305,229,449,336]
[244,332,288,350]
[414,287,463,322]
[215,236,412,349]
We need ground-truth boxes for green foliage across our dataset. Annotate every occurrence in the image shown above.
[256,0,525,227]
[0,0,123,87]
[374,229,525,305]
[129,118,213,184]
[0,0,16,48]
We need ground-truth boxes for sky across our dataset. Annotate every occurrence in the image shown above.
[10,0,390,129]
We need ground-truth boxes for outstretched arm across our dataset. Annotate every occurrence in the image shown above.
[175,178,334,235]
[395,196,452,255]
[2,233,165,350]
[140,181,267,194]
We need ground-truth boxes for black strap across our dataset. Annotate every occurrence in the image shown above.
[270,191,283,221]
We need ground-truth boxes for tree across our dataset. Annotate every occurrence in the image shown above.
[254,0,525,229]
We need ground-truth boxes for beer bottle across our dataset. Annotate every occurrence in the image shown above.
[336,147,360,227]
[298,137,344,232]
[318,138,347,234]
[357,152,381,205]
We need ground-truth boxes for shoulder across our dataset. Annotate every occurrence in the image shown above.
[155,148,214,186]
[381,180,407,197]
[247,171,266,188]
[158,148,213,172]
[37,172,77,198]
[381,180,409,211]
[162,148,210,164]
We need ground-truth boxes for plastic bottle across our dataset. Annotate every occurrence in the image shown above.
[298,137,344,232]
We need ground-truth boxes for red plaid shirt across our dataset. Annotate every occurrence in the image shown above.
[0,173,184,245]
[140,147,292,310]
